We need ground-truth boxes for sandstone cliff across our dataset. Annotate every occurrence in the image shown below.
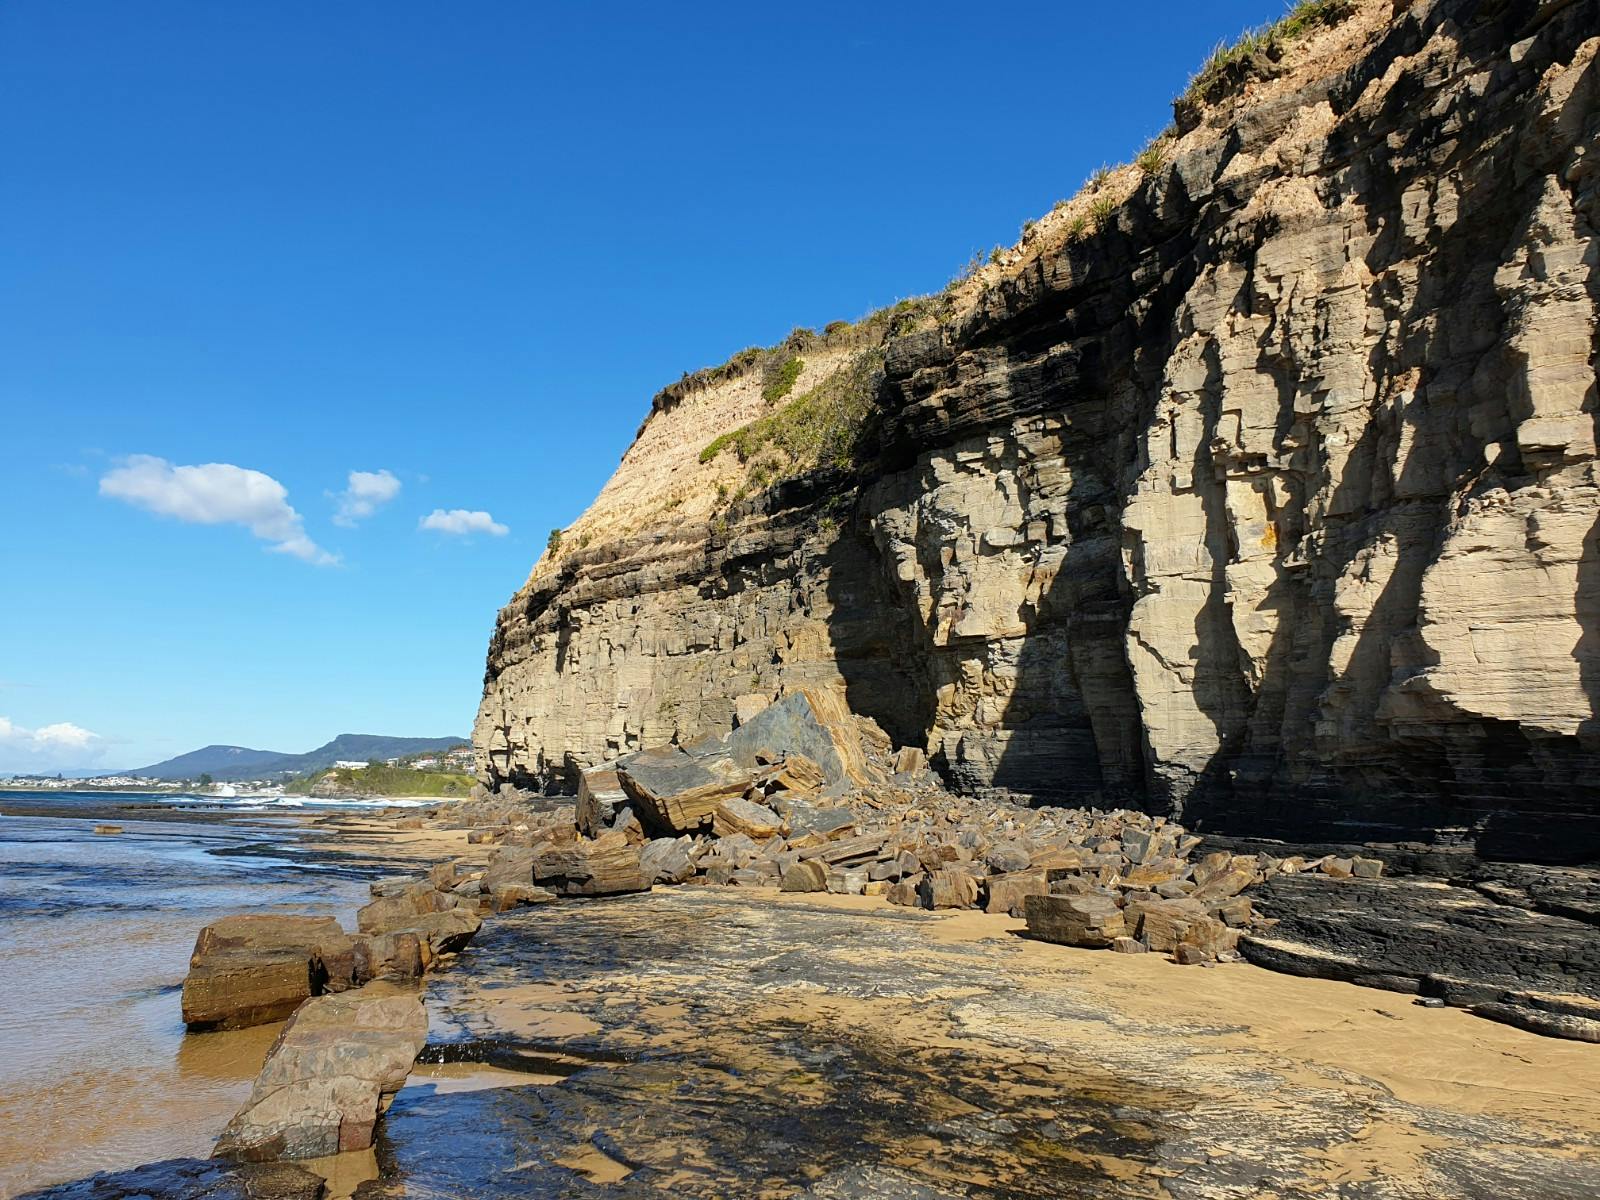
[476,0,1600,863]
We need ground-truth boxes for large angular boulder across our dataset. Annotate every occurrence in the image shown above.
[639,837,696,885]
[182,916,345,1032]
[615,747,752,834]
[215,988,428,1161]
[918,870,980,910]
[574,761,630,838]
[1126,897,1207,952]
[985,869,1048,917]
[481,846,537,893]
[1024,893,1126,948]
[779,860,828,892]
[724,688,873,789]
[534,832,649,896]
[355,885,456,936]
[712,796,786,840]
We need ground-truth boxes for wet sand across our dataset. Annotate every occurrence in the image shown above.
[0,810,412,1198]
[9,807,1598,1198]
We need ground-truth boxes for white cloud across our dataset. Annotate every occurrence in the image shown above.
[420,508,509,537]
[100,455,337,565]
[332,469,401,527]
[0,716,104,772]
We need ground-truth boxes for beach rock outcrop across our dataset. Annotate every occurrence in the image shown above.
[181,916,346,1032]
[214,988,428,1161]
[12,1158,326,1200]
[183,874,482,1030]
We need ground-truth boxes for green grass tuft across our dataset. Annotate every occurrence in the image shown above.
[762,355,805,403]
[699,351,885,481]
[1088,193,1118,229]
[1135,135,1170,176]
[1180,0,1354,114]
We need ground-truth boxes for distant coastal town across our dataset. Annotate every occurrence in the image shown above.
[1,744,476,798]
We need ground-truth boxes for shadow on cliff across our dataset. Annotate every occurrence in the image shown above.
[815,499,937,753]
[1568,39,1600,865]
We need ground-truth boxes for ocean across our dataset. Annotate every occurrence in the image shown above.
[0,792,379,1197]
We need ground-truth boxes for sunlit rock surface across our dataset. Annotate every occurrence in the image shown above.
[477,0,1600,862]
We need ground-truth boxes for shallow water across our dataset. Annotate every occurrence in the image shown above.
[0,801,372,1197]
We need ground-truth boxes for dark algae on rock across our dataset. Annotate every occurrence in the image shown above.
[358,889,1599,1199]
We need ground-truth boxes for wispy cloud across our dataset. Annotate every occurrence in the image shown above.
[100,455,337,565]
[332,468,401,527]
[0,716,104,772]
[419,508,509,537]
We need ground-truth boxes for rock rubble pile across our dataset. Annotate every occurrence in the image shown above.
[453,689,1385,967]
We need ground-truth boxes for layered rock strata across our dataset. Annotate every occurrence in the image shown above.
[477,0,1600,863]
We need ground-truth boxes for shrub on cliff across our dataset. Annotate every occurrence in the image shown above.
[1178,0,1355,119]
[762,355,804,403]
[700,350,885,479]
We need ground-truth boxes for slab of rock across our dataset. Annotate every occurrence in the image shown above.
[985,869,1048,917]
[764,753,827,795]
[616,747,752,834]
[356,887,455,936]
[640,837,696,885]
[182,916,345,1032]
[1024,893,1126,948]
[724,688,872,788]
[11,1157,326,1200]
[574,761,630,837]
[712,796,785,840]
[886,872,925,907]
[780,860,828,892]
[353,932,424,982]
[215,988,428,1161]
[489,882,557,913]
[918,870,979,910]
[534,832,649,896]
[481,846,536,893]
[407,909,483,961]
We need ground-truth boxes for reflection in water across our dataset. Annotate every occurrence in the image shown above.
[0,809,370,1197]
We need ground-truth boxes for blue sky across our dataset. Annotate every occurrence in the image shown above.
[0,1,1290,772]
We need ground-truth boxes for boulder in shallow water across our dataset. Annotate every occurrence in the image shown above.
[215,988,428,1161]
[182,915,346,1032]
[355,886,456,936]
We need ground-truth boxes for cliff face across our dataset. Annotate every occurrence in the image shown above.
[477,0,1600,862]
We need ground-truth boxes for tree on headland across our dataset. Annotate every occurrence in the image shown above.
[198,773,213,788]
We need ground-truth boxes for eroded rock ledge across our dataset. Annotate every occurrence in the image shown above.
[475,0,1600,866]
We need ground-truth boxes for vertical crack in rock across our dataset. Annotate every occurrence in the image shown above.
[475,0,1600,864]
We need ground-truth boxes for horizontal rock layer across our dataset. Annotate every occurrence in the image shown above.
[477,0,1600,864]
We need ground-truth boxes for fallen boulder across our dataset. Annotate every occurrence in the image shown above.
[1024,893,1126,948]
[616,747,752,834]
[724,688,877,789]
[534,832,649,896]
[182,916,346,1032]
[640,837,696,885]
[780,860,828,893]
[712,796,786,840]
[215,987,428,1161]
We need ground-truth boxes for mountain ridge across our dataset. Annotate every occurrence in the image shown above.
[130,733,468,781]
